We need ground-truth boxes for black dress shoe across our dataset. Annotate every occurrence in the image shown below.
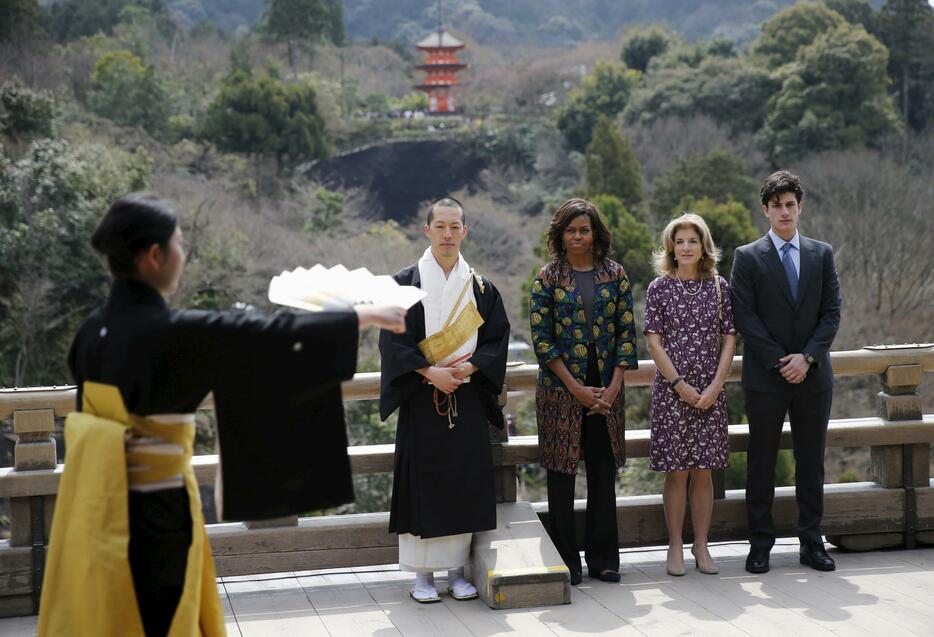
[800,542,836,571]
[745,547,770,574]
[589,569,621,583]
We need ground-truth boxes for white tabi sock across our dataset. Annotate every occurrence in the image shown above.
[447,568,477,597]
[412,572,438,600]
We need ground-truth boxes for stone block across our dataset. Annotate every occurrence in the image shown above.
[469,502,570,610]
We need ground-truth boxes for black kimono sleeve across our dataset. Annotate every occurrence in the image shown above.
[195,308,360,521]
[468,278,510,428]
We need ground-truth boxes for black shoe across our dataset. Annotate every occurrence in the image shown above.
[569,570,582,586]
[745,547,770,574]
[589,569,621,583]
[800,542,836,571]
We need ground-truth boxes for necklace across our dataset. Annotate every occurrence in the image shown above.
[675,271,704,296]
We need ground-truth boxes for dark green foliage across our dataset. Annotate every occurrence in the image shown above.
[0,79,54,143]
[0,0,42,41]
[304,187,345,234]
[758,23,899,163]
[200,69,330,171]
[624,57,777,137]
[44,0,174,42]
[339,0,803,47]
[878,0,934,131]
[679,196,760,278]
[89,50,171,135]
[167,0,264,33]
[557,61,639,151]
[751,2,847,69]
[585,116,644,211]
[0,139,152,385]
[822,0,878,32]
[263,0,346,77]
[620,25,675,72]
[472,123,537,173]
[264,0,328,43]
[591,194,654,286]
[650,148,757,222]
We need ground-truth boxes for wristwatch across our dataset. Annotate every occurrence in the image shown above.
[802,352,815,366]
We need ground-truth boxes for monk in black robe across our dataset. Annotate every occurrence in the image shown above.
[39,193,405,637]
[379,197,509,603]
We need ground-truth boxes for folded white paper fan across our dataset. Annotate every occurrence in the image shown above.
[269,265,426,311]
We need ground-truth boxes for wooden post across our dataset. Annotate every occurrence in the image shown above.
[10,410,57,547]
[492,385,517,503]
[830,363,926,551]
[10,409,57,614]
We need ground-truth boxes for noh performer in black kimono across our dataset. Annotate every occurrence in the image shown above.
[379,197,510,604]
[38,193,405,637]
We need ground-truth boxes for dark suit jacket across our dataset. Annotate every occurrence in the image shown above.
[730,234,841,394]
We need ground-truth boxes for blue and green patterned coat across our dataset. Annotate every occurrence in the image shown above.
[529,259,638,474]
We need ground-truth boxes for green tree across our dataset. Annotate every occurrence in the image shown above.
[620,25,676,72]
[750,2,846,69]
[200,68,329,177]
[45,0,174,42]
[878,0,934,132]
[585,116,644,211]
[264,0,344,79]
[0,0,42,41]
[89,50,170,135]
[677,196,760,277]
[822,0,878,32]
[624,57,777,136]
[304,187,344,233]
[557,60,639,151]
[591,194,654,286]
[650,148,756,222]
[0,139,151,385]
[0,79,54,145]
[758,24,900,163]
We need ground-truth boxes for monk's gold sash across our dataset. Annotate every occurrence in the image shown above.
[38,382,225,637]
[417,270,485,365]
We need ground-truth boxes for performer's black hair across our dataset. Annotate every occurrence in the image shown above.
[91,193,178,278]
[426,196,466,225]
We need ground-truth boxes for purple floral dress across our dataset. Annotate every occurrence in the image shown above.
[643,275,735,472]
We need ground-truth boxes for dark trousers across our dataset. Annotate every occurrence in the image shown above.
[128,488,192,637]
[545,346,620,577]
[744,388,833,549]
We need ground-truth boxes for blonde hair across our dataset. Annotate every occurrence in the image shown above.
[652,213,721,278]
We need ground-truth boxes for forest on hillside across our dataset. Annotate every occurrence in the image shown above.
[1,0,933,512]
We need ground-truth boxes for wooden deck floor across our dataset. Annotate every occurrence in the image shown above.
[4,541,932,636]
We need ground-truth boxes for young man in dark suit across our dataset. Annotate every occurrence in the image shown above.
[730,171,842,574]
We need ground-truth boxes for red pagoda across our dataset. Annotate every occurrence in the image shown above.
[415,29,467,114]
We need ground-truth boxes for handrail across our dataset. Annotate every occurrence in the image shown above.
[1,346,932,419]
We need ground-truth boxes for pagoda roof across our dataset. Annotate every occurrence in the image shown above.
[416,30,465,49]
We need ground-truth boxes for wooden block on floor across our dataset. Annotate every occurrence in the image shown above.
[468,502,570,610]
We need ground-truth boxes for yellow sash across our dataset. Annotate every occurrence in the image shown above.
[38,382,225,636]
[417,272,485,365]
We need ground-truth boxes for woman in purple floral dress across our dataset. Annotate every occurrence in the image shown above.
[644,213,736,577]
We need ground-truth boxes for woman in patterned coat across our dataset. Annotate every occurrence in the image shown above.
[529,198,638,585]
[644,213,736,577]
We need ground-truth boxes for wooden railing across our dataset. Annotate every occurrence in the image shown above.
[1,346,932,616]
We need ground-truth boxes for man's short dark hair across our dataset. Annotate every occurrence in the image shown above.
[760,170,804,206]
[426,196,466,225]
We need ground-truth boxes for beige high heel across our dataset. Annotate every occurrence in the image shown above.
[691,545,720,575]
[666,546,686,576]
